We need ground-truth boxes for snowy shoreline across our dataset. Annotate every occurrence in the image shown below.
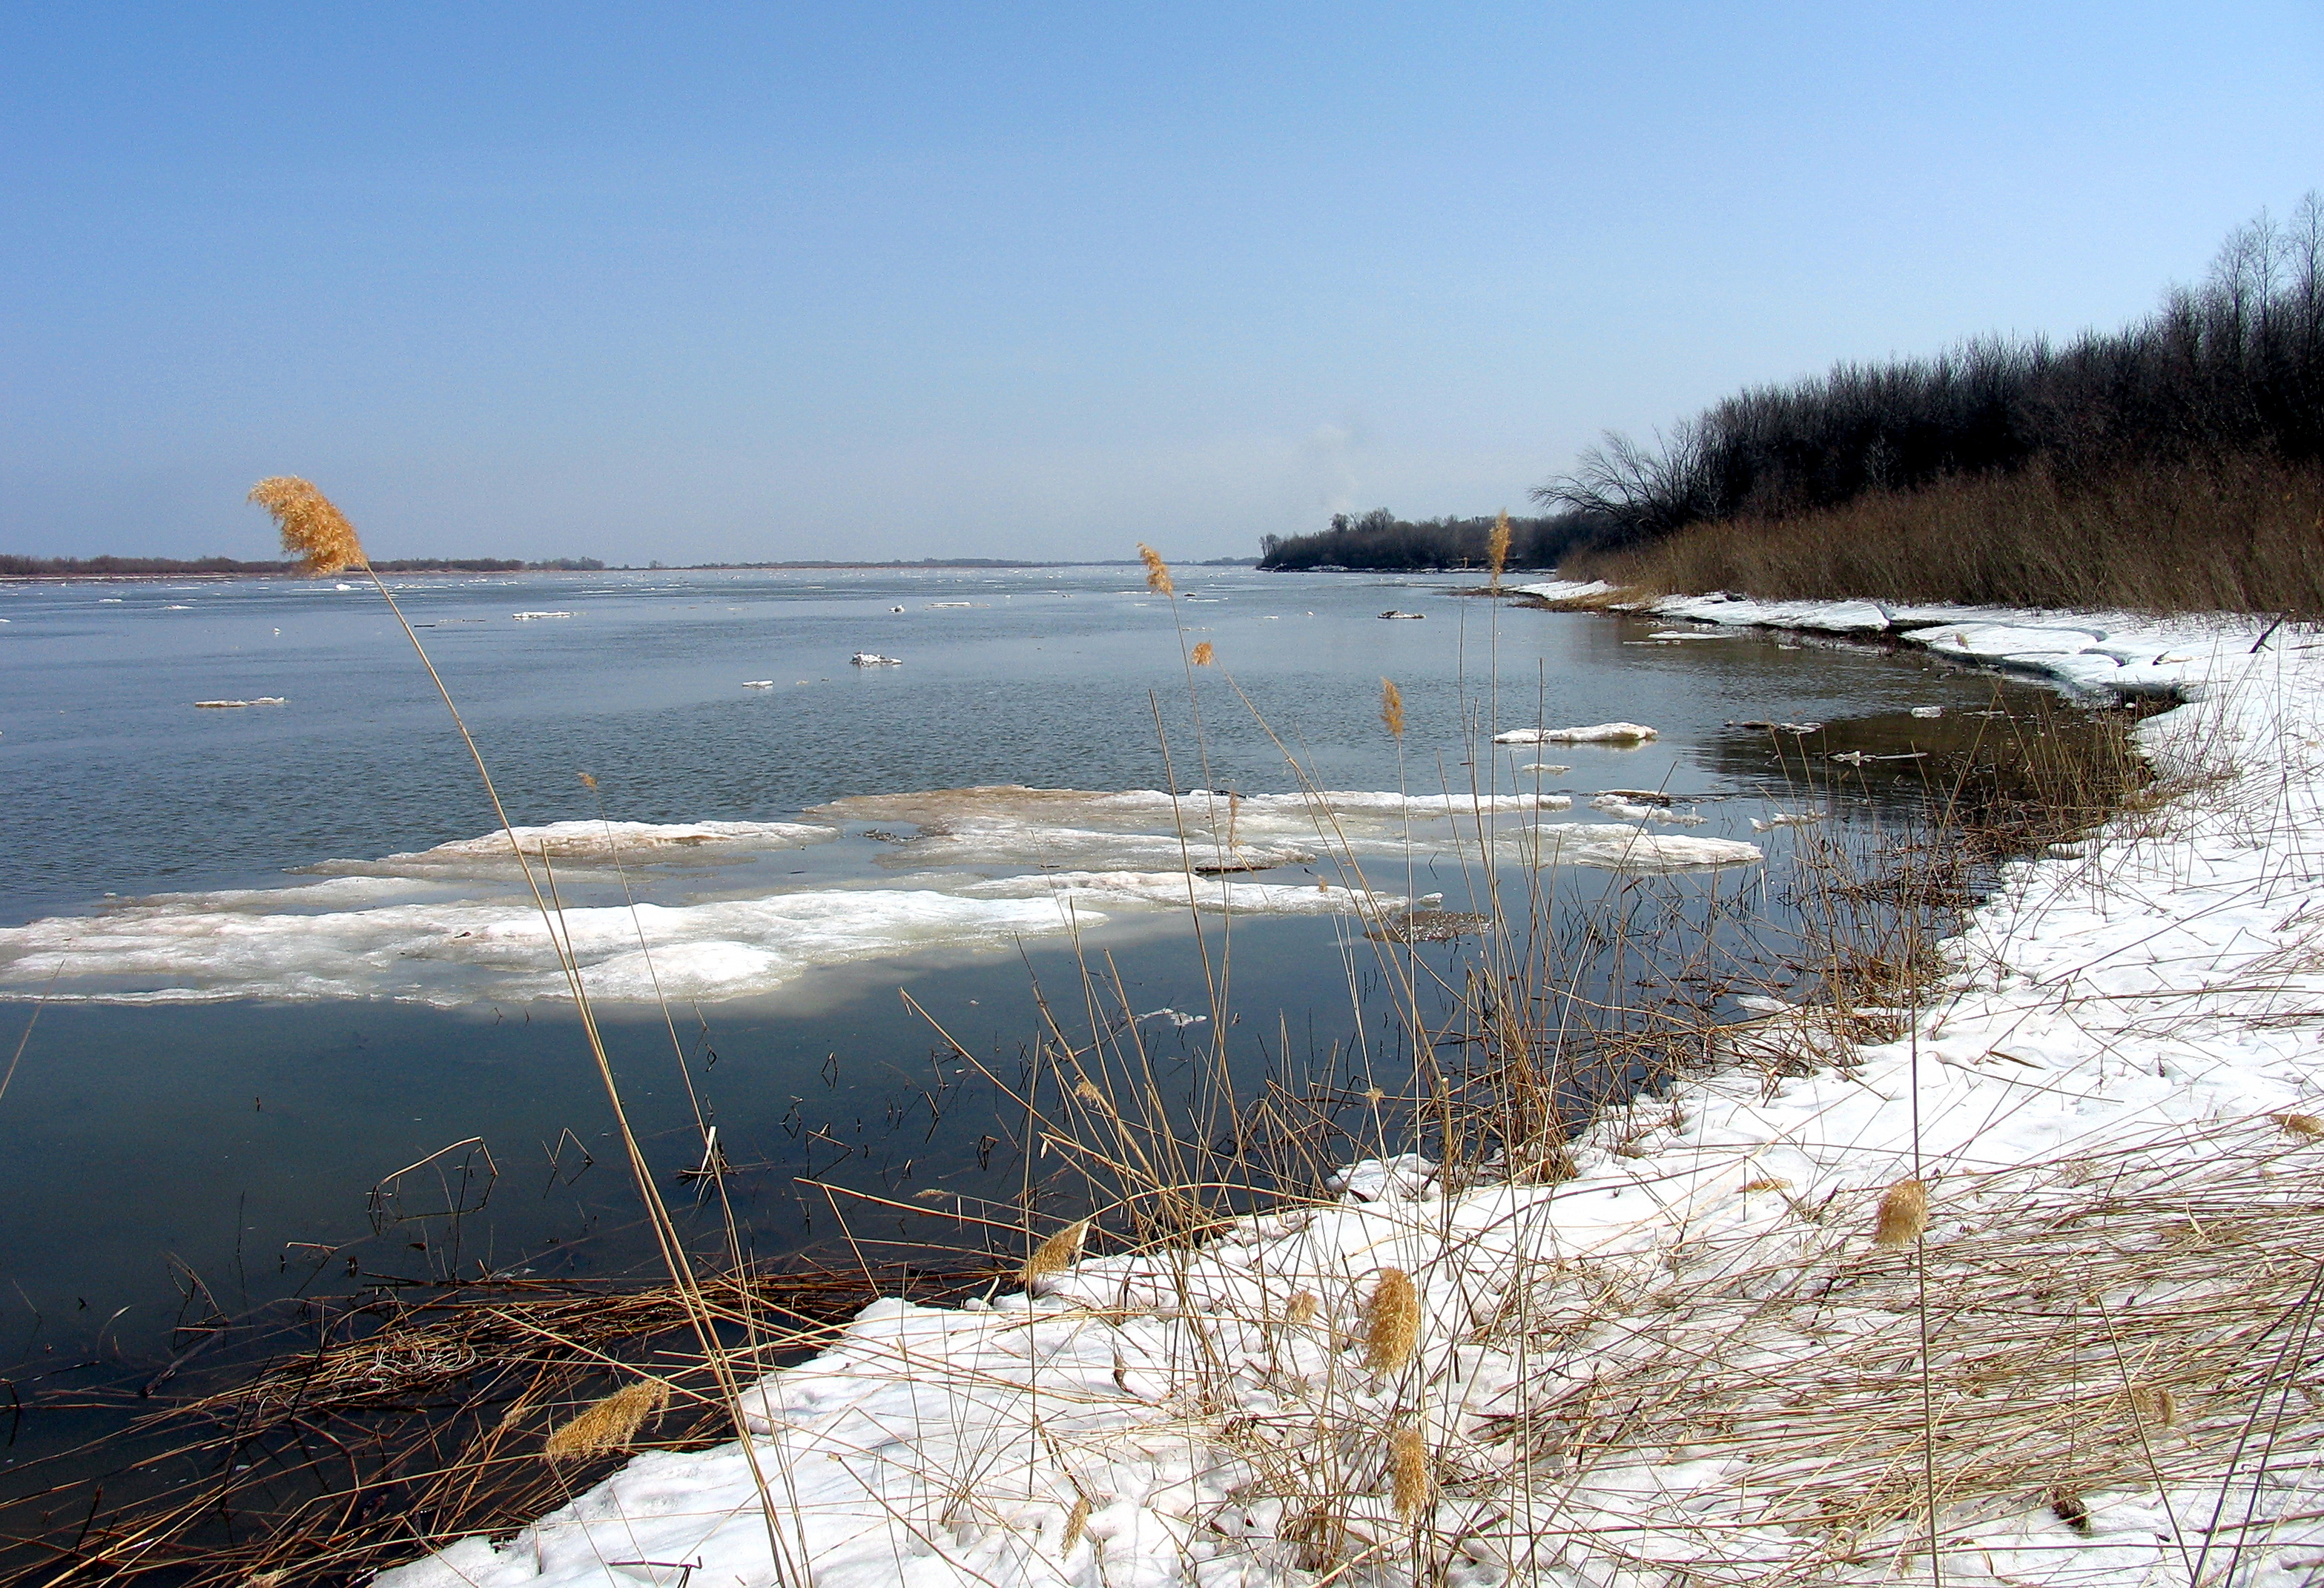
[382,595,2324,1588]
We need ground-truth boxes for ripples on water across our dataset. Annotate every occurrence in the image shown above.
[0,566,2018,1392]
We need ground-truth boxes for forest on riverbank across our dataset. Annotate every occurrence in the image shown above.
[1548,198,2324,613]
[1256,509,1601,570]
[1266,200,2324,615]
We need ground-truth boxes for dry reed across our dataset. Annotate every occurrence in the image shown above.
[1380,677,1405,738]
[1022,1218,1090,1286]
[1487,509,1511,590]
[1872,1177,1930,1246]
[1389,1425,1430,1518]
[1363,1267,1419,1373]
[1567,452,2324,617]
[541,1377,670,1460]
[1138,543,1174,596]
[248,477,365,575]
[1191,640,1215,666]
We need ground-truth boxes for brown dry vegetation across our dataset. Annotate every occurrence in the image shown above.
[1564,451,2324,615]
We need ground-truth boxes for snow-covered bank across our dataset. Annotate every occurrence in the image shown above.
[379,602,2324,1588]
[1510,580,2254,701]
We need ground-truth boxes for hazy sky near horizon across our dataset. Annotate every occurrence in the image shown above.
[3,4,2319,565]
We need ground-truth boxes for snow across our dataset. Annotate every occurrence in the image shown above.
[1512,583,2259,702]
[377,601,2324,1588]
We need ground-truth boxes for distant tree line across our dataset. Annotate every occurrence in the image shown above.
[1538,197,2324,546]
[0,555,604,577]
[1258,509,1607,572]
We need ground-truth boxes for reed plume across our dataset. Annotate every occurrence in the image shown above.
[1488,509,1512,589]
[2274,1112,2324,1141]
[1138,543,1175,596]
[1060,1495,1091,1555]
[1192,641,1215,666]
[248,477,366,575]
[541,1377,668,1460]
[1363,1267,1419,1372]
[1872,1177,1929,1246]
[2130,1385,2178,1429]
[1390,1425,1431,1518]
[1022,1217,1089,1286]
[1286,1291,1318,1326]
[1381,678,1405,738]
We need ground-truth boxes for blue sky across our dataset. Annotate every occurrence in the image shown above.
[2,3,2318,564]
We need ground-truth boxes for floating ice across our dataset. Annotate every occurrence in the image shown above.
[1493,722,1659,744]
[303,820,838,881]
[1750,810,1826,830]
[849,652,902,666]
[960,870,1418,918]
[742,679,774,688]
[192,698,286,709]
[0,881,1076,1005]
[1589,795,1708,825]
[1503,824,1762,871]
[1137,1007,1208,1027]
[511,611,572,620]
[1647,629,1740,640]
[1910,705,1945,718]
[811,786,1574,873]
[1514,763,1571,775]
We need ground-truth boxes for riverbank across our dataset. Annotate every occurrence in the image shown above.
[374,595,2324,1588]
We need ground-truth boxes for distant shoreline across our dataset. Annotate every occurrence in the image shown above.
[0,556,1259,583]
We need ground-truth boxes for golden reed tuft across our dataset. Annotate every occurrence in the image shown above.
[1073,1076,1118,1118]
[1363,1267,1419,1372]
[2273,1112,2324,1141]
[1872,1177,1929,1246]
[2130,1385,2179,1429]
[541,1377,669,1460]
[1381,678,1405,738]
[1060,1495,1092,1555]
[1138,543,1175,596]
[248,477,366,575]
[1390,1425,1432,1518]
[1191,641,1215,666]
[1488,509,1512,588]
[1285,1290,1319,1326]
[1022,1217,1089,1286]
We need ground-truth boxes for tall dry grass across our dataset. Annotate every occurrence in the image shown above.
[1566,452,2324,616]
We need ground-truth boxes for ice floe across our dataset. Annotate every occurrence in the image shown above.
[1493,721,1659,744]
[0,882,1081,1005]
[302,820,839,881]
[1589,793,1709,825]
[960,870,1425,919]
[191,698,287,709]
[849,652,902,666]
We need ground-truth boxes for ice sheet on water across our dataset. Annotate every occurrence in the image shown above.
[811,785,1573,872]
[958,870,1422,918]
[1499,823,1762,871]
[1590,794,1709,825]
[303,820,838,880]
[1493,722,1659,744]
[0,883,1080,1005]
